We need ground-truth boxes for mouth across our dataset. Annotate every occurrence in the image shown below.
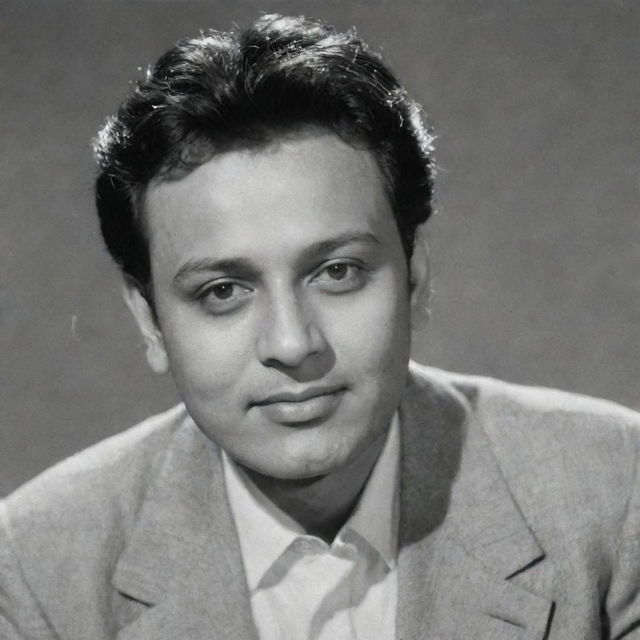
[251,385,347,425]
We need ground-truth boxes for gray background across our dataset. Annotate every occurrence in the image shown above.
[2,0,638,496]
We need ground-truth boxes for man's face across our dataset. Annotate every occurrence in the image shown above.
[133,131,422,479]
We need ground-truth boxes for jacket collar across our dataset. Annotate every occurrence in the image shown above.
[113,363,554,639]
[396,363,554,638]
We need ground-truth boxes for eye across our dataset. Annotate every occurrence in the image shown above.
[312,261,367,293]
[198,281,252,313]
[210,282,235,300]
[325,263,349,280]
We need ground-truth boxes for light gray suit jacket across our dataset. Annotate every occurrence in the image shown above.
[1,364,640,639]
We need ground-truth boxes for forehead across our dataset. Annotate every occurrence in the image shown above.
[144,132,397,271]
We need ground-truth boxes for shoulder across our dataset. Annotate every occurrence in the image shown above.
[0,405,192,634]
[409,361,640,456]
[409,361,640,543]
[1,404,189,566]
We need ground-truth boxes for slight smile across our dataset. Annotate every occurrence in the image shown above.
[252,386,347,425]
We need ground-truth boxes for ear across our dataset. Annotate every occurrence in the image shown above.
[409,238,431,330]
[122,280,170,374]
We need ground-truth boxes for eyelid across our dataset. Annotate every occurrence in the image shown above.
[193,279,254,316]
[311,258,364,279]
[195,277,253,297]
[309,260,370,296]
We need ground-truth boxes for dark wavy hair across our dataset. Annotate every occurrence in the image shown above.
[93,14,435,297]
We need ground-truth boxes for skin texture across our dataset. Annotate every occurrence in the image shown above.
[125,130,427,536]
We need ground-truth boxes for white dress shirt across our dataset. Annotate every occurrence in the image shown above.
[222,415,400,640]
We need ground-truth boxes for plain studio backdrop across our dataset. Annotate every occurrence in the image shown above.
[1,0,638,496]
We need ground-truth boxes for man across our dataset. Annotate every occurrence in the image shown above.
[1,14,639,640]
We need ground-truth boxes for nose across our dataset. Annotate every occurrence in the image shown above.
[257,289,327,369]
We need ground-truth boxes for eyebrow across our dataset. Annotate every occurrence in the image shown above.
[172,231,381,286]
[301,231,381,262]
[173,258,259,287]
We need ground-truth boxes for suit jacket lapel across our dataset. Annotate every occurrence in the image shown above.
[112,416,258,640]
[397,365,555,639]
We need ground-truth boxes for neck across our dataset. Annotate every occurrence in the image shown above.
[242,429,388,543]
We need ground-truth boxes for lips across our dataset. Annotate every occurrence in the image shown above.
[252,385,346,425]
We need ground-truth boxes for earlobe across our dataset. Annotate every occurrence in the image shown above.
[409,239,431,330]
[122,281,170,374]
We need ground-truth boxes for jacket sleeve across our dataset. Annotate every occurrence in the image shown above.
[606,424,640,640]
[0,501,58,640]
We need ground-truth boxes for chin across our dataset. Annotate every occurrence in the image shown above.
[237,454,340,486]
[265,457,346,481]
[241,441,349,481]
[286,436,373,479]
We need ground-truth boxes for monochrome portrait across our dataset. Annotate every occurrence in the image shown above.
[1,2,638,638]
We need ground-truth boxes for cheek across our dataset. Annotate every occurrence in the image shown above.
[159,311,255,403]
[322,279,412,373]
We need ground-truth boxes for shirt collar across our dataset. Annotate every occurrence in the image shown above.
[223,413,400,590]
